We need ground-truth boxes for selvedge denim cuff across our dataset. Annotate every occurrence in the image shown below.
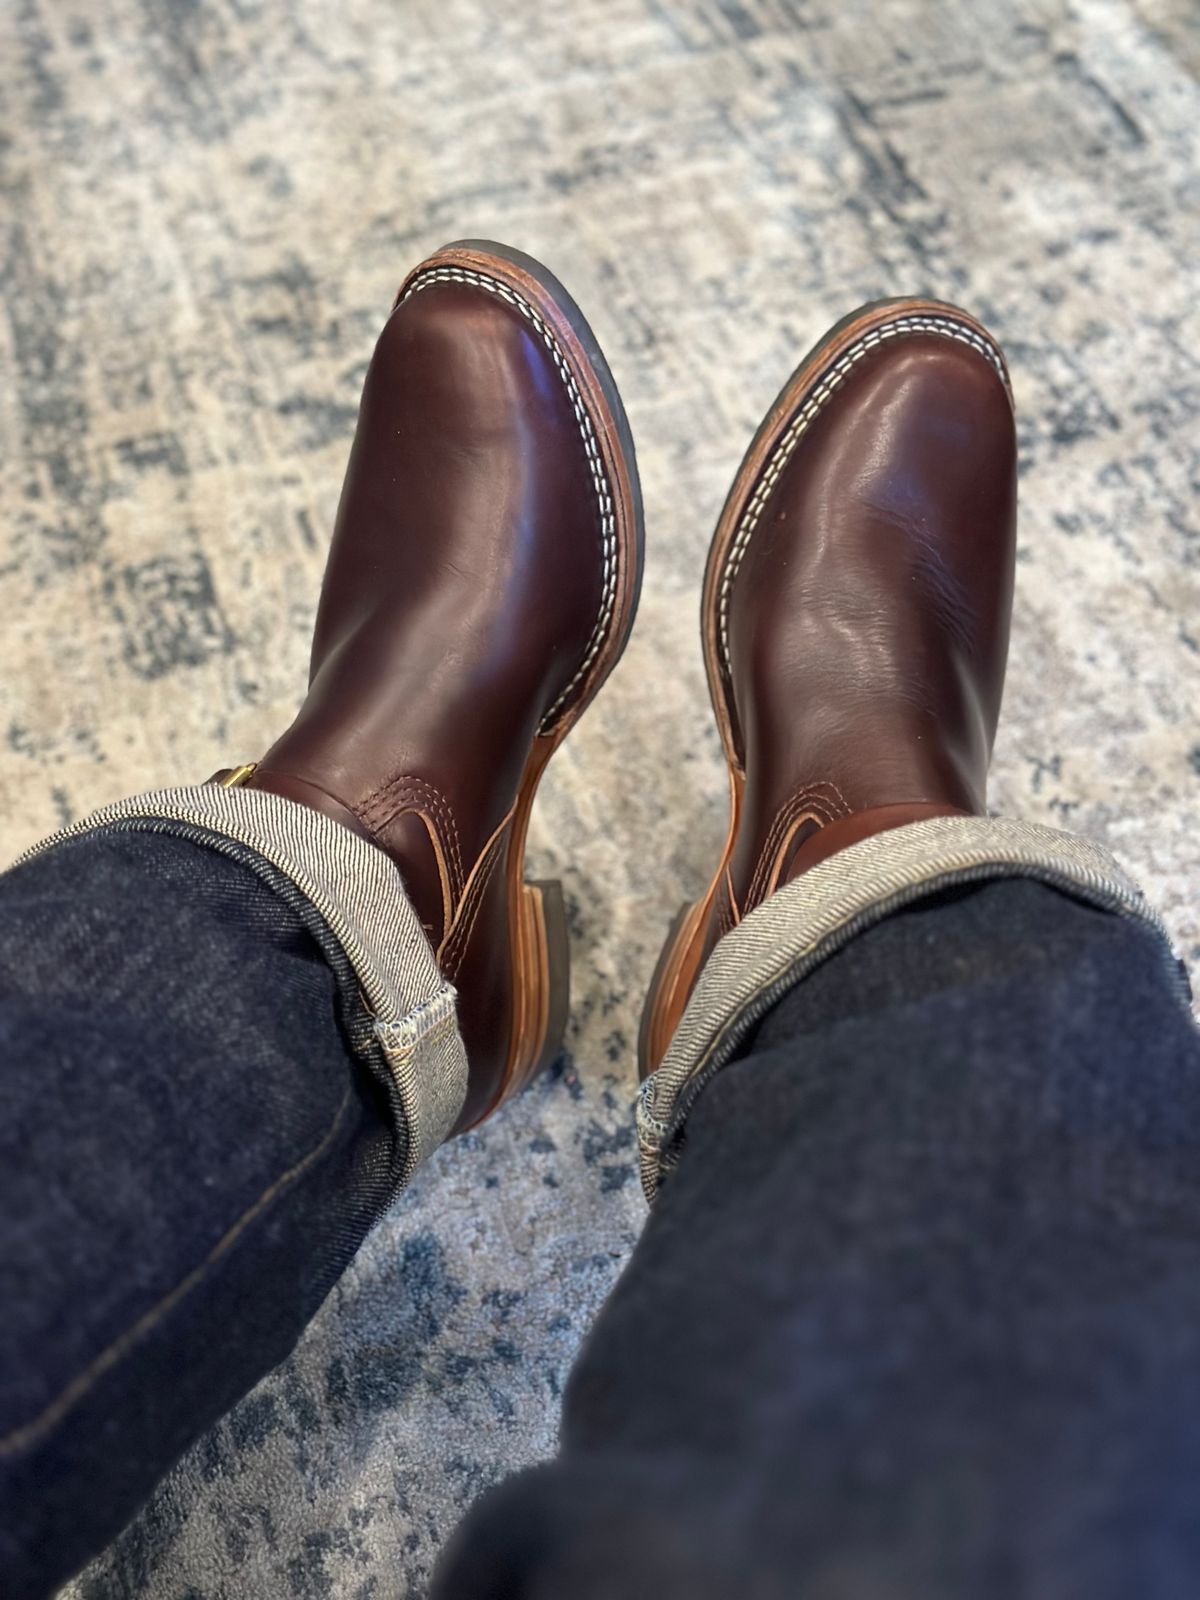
[638,815,1189,1202]
[17,785,468,1181]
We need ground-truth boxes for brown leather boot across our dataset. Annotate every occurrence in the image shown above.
[223,242,643,1132]
[641,298,1016,1075]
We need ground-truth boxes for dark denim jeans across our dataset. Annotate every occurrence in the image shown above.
[0,832,401,1597]
[1,832,1198,1597]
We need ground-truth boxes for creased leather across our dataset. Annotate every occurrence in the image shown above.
[726,328,1018,914]
[251,269,610,1129]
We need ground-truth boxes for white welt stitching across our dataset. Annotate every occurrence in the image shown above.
[400,265,617,730]
[717,313,1009,681]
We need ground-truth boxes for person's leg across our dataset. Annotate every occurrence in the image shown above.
[435,294,1198,1595]
[1,239,642,1596]
[0,828,398,1597]
[435,877,1200,1600]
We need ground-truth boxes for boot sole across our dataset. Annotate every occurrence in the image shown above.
[638,296,1009,1079]
[407,241,645,1127]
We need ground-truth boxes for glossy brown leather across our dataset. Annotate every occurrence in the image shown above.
[640,301,1017,1074]
[720,318,1017,923]
[243,244,641,1131]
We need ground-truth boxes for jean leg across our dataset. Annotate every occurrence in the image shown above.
[435,881,1200,1600]
[0,830,395,1598]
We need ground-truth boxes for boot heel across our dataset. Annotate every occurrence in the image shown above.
[532,878,571,1078]
[638,901,700,1080]
[513,878,571,1093]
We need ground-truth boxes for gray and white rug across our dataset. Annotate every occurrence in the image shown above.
[1,0,1197,1594]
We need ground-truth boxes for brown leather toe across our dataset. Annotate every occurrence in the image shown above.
[641,300,1016,1075]
[234,242,643,1132]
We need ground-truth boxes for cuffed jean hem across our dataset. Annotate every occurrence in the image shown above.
[637,815,1191,1202]
[16,785,468,1183]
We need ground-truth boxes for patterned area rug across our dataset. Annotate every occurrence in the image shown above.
[1,0,1197,1594]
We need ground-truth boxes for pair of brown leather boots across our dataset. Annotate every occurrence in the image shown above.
[231,241,1016,1136]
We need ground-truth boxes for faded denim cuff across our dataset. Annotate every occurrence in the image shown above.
[17,784,468,1184]
[638,815,1189,1202]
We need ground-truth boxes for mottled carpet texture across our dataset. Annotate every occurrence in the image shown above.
[1,0,1197,1594]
